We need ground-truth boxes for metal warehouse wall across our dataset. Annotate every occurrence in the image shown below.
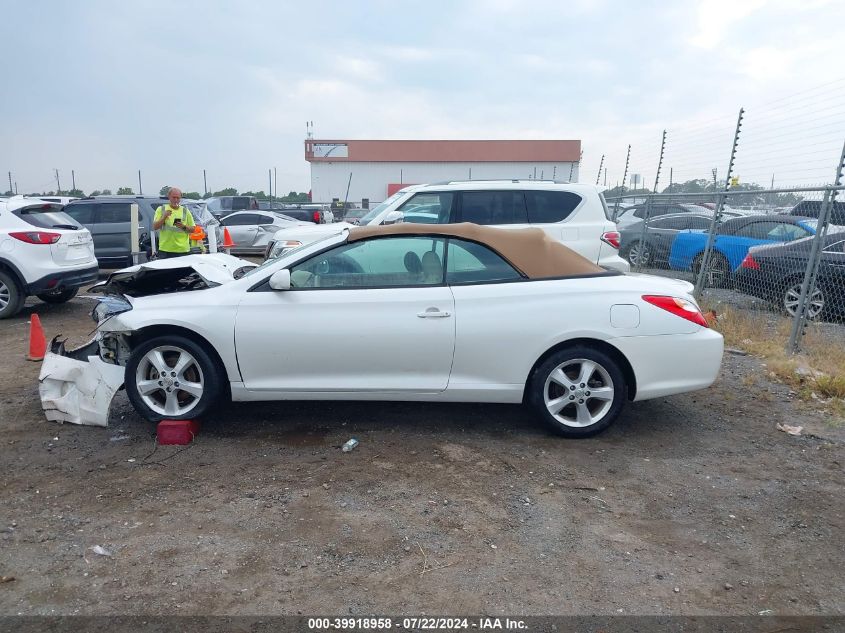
[310,162,579,204]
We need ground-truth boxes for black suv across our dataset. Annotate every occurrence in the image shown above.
[63,196,164,267]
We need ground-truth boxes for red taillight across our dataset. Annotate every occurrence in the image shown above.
[642,295,709,328]
[313,210,321,223]
[601,231,621,249]
[740,253,760,270]
[10,231,61,245]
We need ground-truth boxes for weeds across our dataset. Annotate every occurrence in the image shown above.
[709,304,845,422]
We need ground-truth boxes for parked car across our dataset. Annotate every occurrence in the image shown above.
[38,196,80,206]
[61,195,169,267]
[340,207,369,225]
[789,200,845,225]
[668,215,820,287]
[735,231,845,321]
[84,223,723,437]
[264,181,629,273]
[615,202,714,228]
[218,210,311,255]
[0,196,98,318]
[620,211,745,266]
[206,196,259,220]
[260,201,332,224]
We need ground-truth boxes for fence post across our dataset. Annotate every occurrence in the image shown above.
[694,107,744,299]
[634,195,653,272]
[613,144,631,222]
[787,138,845,352]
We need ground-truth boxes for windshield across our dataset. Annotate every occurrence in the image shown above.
[242,233,341,278]
[357,190,414,225]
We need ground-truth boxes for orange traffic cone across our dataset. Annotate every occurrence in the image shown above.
[222,227,236,248]
[27,314,47,361]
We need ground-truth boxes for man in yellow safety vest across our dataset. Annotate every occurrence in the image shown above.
[152,187,195,258]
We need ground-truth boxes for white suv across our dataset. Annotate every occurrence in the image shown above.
[0,197,99,319]
[265,181,628,272]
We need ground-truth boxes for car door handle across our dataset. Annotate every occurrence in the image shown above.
[417,308,451,318]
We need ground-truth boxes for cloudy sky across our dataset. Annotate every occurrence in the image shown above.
[5,0,845,197]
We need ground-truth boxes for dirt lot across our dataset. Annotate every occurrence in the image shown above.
[0,292,843,617]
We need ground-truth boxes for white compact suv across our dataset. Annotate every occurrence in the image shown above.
[265,181,629,272]
[0,197,99,319]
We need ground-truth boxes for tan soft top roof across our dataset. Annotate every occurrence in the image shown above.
[348,223,604,279]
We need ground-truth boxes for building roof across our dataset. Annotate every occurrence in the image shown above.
[347,222,604,279]
[305,139,581,163]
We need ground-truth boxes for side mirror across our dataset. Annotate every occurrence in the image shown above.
[268,269,291,291]
[382,210,404,225]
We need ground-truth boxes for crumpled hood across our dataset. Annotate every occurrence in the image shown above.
[91,253,256,297]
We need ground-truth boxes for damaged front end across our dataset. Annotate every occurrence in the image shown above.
[38,254,253,426]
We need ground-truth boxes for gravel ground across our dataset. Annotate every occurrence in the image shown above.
[0,292,843,617]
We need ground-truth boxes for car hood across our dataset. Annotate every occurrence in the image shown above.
[91,253,256,297]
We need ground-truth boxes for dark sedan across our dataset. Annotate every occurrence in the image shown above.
[735,231,845,320]
[619,213,717,266]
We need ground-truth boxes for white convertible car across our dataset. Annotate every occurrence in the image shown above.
[67,223,722,437]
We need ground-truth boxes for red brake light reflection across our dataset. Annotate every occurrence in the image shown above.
[601,231,621,249]
[10,231,61,245]
[642,295,709,328]
[740,253,760,270]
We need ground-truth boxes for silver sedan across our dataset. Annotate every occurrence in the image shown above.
[218,211,311,255]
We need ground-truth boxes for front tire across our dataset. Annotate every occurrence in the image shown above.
[37,287,79,304]
[624,240,651,266]
[0,271,24,319]
[782,279,827,321]
[528,346,627,438]
[125,335,223,421]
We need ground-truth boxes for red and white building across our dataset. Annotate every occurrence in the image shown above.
[304,139,581,205]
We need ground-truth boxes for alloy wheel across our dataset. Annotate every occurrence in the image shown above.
[134,346,205,417]
[628,241,651,266]
[0,280,9,311]
[784,283,824,319]
[543,358,614,428]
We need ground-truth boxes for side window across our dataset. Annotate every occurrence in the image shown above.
[290,236,446,288]
[446,239,522,284]
[221,198,233,210]
[459,191,528,225]
[823,240,845,254]
[647,217,671,229]
[688,217,714,230]
[525,191,581,223]
[770,223,809,241]
[255,214,275,225]
[221,214,255,226]
[96,203,131,223]
[734,222,776,239]
[397,192,454,224]
[64,203,95,224]
[232,197,251,210]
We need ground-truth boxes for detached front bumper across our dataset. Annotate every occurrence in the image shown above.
[38,337,126,427]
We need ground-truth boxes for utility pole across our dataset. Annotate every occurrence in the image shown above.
[595,154,604,185]
[274,167,277,203]
[54,169,61,194]
[7,172,12,194]
[269,169,273,203]
[138,170,143,195]
[203,169,208,196]
[71,170,76,192]
[669,167,673,192]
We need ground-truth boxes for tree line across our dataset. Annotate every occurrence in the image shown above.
[603,178,802,206]
[3,187,310,203]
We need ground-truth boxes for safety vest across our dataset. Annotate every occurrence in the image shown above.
[154,205,194,253]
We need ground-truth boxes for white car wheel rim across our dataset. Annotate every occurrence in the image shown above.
[135,346,204,417]
[543,358,614,428]
[0,280,9,310]
[784,284,824,319]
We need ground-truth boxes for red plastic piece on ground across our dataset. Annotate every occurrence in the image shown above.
[157,419,200,445]
[27,314,47,361]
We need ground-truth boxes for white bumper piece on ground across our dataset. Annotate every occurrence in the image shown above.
[38,351,125,427]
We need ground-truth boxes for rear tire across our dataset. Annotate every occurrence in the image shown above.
[37,287,79,304]
[528,346,627,438]
[693,253,731,288]
[624,240,652,266]
[782,278,827,321]
[125,335,223,422]
[0,271,24,319]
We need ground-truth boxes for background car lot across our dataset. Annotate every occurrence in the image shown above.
[0,294,842,615]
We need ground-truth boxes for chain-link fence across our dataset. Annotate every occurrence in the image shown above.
[607,182,845,354]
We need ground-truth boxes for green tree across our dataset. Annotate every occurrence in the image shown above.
[68,188,84,197]
[117,187,134,195]
[101,189,112,195]
[90,190,102,196]
[182,191,202,200]
[3,190,12,196]
[159,185,171,196]
[212,187,238,196]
